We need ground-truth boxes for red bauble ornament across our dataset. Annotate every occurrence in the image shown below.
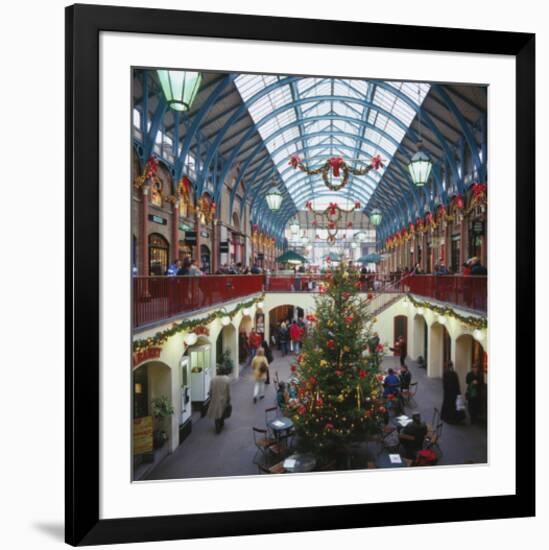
[289,154,301,168]
[290,364,297,372]
[325,422,334,431]
[359,370,366,379]
[367,292,373,300]
[309,376,316,385]
[335,370,343,377]
[345,315,353,324]
[327,339,335,349]
[377,343,383,352]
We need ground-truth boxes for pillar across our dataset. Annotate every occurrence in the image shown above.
[171,199,180,262]
[140,185,150,276]
[194,214,201,266]
[459,217,466,271]
[212,219,219,273]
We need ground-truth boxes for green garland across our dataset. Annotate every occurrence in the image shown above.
[133,294,265,352]
[406,293,487,329]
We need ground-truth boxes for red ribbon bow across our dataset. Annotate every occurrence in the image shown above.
[289,154,301,168]
[370,154,384,170]
[328,157,344,177]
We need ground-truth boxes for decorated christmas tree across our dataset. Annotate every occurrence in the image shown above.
[290,261,387,463]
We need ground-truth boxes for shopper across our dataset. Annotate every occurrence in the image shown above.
[251,348,269,403]
[399,412,428,460]
[206,365,231,434]
[248,329,262,360]
[441,362,464,424]
[466,364,484,423]
[278,322,289,356]
[289,320,303,353]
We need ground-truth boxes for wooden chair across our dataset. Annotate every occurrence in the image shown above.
[401,381,418,408]
[426,407,440,435]
[252,427,282,468]
[424,421,443,458]
[378,425,401,456]
[265,406,279,429]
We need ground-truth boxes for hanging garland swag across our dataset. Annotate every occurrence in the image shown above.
[407,293,487,329]
[133,294,265,353]
[289,154,384,191]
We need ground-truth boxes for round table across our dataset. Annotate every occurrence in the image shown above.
[283,453,317,473]
[267,416,294,435]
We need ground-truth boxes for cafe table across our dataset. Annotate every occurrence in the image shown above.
[376,451,407,469]
[282,453,317,473]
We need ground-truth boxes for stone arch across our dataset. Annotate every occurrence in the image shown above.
[216,322,238,379]
[132,360,177,455]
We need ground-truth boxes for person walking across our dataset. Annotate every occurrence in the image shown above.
[278,322,289,356]
[466,364,484,423]
[251,348,269,404]
[206,365,231,434]
[441,362,464,424]
[248,329,262,361]
[261,339,273,384]
[289,320,303,353]
[390,335,407,367]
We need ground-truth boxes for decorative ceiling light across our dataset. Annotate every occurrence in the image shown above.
[473,329,483,341]
[369,208,383,226]
[289,218,300,235]
[265,178,283,211]
[437,315,446,325]
[408,86,433,187]
[257,301,264,310]
[157,70,202,112]
[221,316,231,326]
[242,308,251,317]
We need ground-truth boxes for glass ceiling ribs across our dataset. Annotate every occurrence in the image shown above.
[235,75,430,209]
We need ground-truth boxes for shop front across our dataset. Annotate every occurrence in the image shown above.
[148,233,169,275]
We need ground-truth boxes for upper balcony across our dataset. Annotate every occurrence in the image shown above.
[133,273,486,330]
[403,274,487,314]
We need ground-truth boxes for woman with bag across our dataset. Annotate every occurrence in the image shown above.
[206,364,232,434]
[251,348,269,403]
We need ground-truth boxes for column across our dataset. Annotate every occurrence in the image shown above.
[140,185,150,276]
[194,214,201,266]
[459,217,466,271]
[211,220,219,273]
[171,199,180,262]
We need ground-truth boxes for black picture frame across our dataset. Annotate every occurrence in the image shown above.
[66,3,535,546]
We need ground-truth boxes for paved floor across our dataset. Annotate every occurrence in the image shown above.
[144,350,487,481]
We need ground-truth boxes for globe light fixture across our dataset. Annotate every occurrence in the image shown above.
[350,241,358,249]
[257,301,264,310]
[417,307,424,315]
[242,308,251,317]
[221,316,231,326]
[473,329,482,341]
[265,179,283,211]
[408,149,433,187]
[437,315,446,325]
[157,70,202,112]
[289,218,300,235]
[408,85,432,187]
[369,208,383,226]
[184,332,198,346]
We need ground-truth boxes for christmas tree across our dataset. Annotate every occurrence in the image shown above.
[290,261,387,463]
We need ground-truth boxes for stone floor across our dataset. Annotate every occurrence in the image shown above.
[144,350,487,481]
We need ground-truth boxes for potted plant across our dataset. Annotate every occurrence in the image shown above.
[217,350,234,376]
[151,395,174,449]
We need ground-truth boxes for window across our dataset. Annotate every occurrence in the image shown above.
[148,234,169,276]
[150,179,163,207]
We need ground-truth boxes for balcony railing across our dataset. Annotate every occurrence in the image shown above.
[403,275,487,314]
[133,275,264,329]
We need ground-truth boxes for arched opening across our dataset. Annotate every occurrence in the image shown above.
[148,233,169,275]
[393,315,408,356]
[428,322,451,378]
[132,360,174,479]
[200,244,211,274]
[412,314,428,363]
[238,315,253,365]
[216,322,238,379]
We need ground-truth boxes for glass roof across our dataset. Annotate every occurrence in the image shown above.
[235,75,429,209]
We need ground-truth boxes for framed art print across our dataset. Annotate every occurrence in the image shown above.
[66,4,535,546]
